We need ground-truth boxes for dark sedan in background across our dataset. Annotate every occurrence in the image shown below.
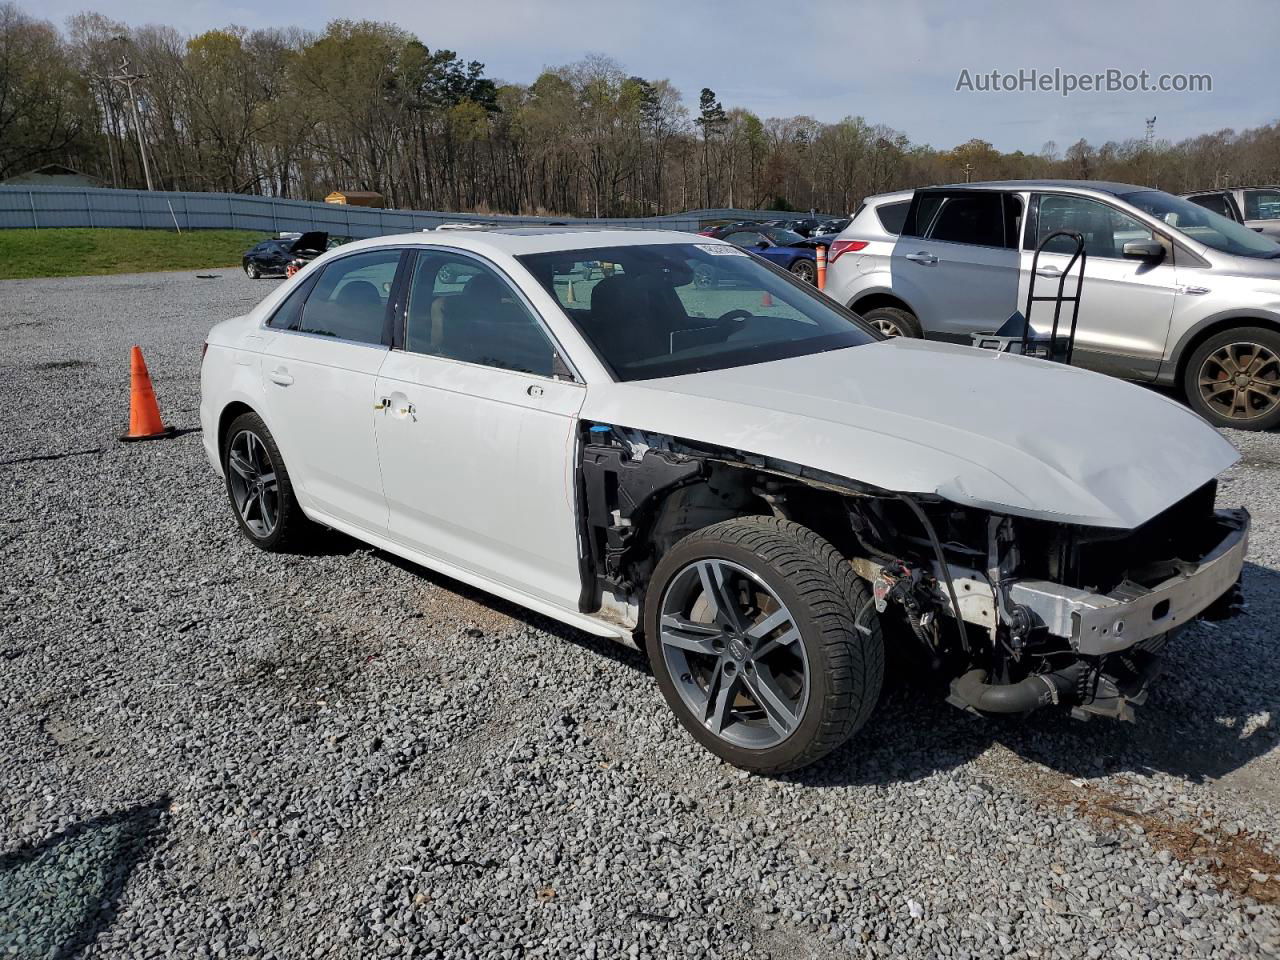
[710,225,836,283]
[242,231,339,279]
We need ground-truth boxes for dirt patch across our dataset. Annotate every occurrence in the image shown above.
[31,359,93,370]
[991,753,1280,905]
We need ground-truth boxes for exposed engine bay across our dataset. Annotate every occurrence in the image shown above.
[578,422,1249,723]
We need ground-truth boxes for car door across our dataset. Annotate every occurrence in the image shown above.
[1019,193,1177,381]
[1241,188,1280,239]
[891,190,1022,339]
[373,249,587,607]
[261,248,404,532]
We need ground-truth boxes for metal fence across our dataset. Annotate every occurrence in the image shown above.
[0,186,828,237]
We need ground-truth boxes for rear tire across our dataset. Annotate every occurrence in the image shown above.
[644,517,884,774]
[222,412,310,551]
[859,305,921,338]
[790,259,817,284]
[1182,326,1280,431]
[245,262,261,280]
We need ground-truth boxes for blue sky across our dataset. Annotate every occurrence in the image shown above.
[39,0,1278,152]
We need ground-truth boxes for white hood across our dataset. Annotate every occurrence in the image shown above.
[581,338,1239,529]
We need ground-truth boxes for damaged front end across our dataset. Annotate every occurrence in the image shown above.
[577,421,1249,725]
[850,483,1249,722]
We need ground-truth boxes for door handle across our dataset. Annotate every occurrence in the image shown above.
[1179,285,1211,296]
[1035,266,1062,278]
[268,368,294,386]
[904,251,938,265]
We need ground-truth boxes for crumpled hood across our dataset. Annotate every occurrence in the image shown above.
[580,338,1240,529]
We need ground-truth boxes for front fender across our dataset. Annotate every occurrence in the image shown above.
[1161,307,1280,384]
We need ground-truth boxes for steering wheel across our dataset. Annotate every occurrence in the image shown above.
[715,308,753,325]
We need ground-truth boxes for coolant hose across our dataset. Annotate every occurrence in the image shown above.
[951,662,1088,714]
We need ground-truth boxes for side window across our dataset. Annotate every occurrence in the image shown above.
[1243,189,1280,221]
[1189,193,1233,219]
[876,200,910,235]
[298,251,401,344]
[725,231,766,247]
[404,255,556,377]
[926,193,1006,247]
[267,273,320,330]
[1032,195,1154,259]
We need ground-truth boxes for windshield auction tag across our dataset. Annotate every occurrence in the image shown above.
[695,243,747,256]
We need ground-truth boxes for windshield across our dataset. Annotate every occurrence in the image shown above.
[516,242,877,381]
[763,227,806,245]
[1120,190,1280,259]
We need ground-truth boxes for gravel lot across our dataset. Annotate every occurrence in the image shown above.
[1,268,1278,960]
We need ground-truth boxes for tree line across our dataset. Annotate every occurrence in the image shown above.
[3,3,1279,217]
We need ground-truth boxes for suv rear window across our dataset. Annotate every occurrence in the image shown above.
[875,200,909,235]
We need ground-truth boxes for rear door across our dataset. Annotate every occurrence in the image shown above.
[261,248,405,532]
[1019,193,1176,380]
[891,189,1022,339]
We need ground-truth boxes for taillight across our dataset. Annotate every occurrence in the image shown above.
[827,239,868,264]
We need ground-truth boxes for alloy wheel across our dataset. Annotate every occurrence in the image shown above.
[658,558,810,749]
[227,430,279,538]
[1197,341,1280,422]
[872,317,903,337]
[791,261,816,284]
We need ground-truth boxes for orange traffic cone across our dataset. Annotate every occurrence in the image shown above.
[760,290,774,307]
[119,346,176,442]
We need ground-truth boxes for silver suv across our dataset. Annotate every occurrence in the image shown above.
[826,180,1280,430]
[1183,185,1280,239]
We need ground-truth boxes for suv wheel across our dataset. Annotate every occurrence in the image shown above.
[222,412,310,550]
[1183,326,1280,430]
[860,305,921,338]
[644,517,884,774]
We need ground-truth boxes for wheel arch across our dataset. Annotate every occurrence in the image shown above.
[217,401,258,457]
[577,424,872,619]
[849,290,916,318]
[1168,312,1280,387]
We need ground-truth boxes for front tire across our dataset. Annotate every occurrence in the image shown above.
[644,517,884,774]
[222,412,309,551]
[860,305,922,338]
[245,262,261,280]
[1183,326,1280,430]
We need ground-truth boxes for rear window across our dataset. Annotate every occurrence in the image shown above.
[516,243,876,381]
[875,201,910,235]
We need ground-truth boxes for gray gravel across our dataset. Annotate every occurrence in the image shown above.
[1,268,1278,959]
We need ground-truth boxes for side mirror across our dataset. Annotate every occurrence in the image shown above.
[755,239,770,249]
[1122,240,1164,261]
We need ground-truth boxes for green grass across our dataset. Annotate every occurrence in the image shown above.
[0,228,266,280]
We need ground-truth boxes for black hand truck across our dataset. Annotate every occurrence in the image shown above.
[970,230,1087,364]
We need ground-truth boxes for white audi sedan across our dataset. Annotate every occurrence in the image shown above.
[201,229,1248,773]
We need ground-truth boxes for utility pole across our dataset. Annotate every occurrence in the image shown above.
[109,54,155,191]
[962,162,974,183]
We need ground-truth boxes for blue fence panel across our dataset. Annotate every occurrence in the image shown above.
[0,185,832,237]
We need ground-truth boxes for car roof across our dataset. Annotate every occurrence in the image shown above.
[933,179,1152,195]
[329,227,707,258]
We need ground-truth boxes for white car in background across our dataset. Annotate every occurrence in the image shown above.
[200,228,1247,774]
[826,180,1280,430]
